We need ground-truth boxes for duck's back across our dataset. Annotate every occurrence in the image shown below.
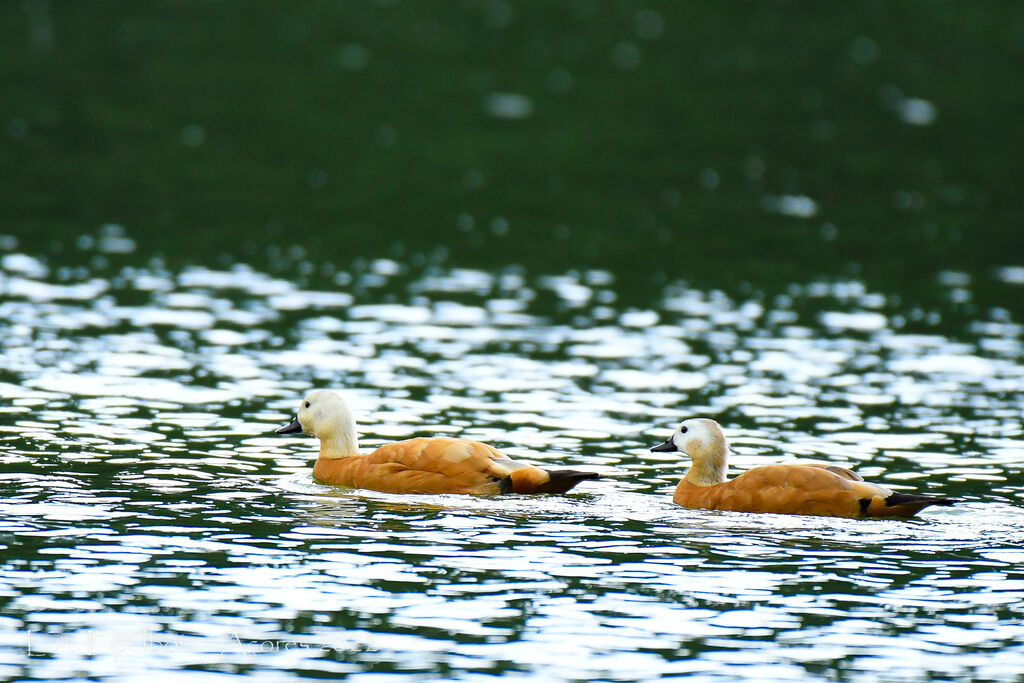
[673,463,886,518]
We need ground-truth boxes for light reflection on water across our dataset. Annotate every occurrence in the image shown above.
[1,250,1023,681]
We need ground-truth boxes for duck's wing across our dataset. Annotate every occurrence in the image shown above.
[800,462,864,481]
[785,464,957,517]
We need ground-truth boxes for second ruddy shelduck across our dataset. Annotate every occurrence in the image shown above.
[275,390,599,495]
[651,418,957,518]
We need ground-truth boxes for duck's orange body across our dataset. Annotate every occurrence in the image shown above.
[312,436,593,494]
[277,391,597,495]
[672,463,950,518]
[654,419,956,519]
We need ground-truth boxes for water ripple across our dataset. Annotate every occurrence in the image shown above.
[0,255,1022,680]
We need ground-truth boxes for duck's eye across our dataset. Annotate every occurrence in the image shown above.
[304,401,311,409]
[681,426,688,434]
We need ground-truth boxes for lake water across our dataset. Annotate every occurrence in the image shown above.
[3,2,1024,680]
[2,247,1022,681]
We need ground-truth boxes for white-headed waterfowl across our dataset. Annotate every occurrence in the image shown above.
[652,418,956,518]
[276,390,598,495]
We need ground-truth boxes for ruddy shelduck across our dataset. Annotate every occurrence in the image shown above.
[275,390,599,495]
[652,418,957,518]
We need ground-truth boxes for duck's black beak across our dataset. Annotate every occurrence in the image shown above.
[275,415,303,435]
[650,438,677,453]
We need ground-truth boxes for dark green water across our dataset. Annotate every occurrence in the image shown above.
[2,2,1023,681]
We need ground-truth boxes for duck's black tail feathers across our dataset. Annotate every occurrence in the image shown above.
[504,468,599,494]
[538,469,600,494]
[868,491,958,518]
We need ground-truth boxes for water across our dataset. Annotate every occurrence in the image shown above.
[3,2,1024,679]
[2,247,1022,681]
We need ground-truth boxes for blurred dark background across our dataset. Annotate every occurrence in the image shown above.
[2,0,1022,307]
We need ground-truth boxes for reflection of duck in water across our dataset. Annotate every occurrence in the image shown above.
[276,390,598,495]
[652,418,957,518]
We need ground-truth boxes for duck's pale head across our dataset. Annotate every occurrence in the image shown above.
[275,390,358,455]
[651,417,729,486]
[651,418,725,455]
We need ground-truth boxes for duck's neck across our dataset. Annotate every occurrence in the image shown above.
[318,432,359,460]
[683,444,728,487]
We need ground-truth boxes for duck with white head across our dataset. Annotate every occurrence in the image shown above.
[276,390,599,495]
[652,418,956,518]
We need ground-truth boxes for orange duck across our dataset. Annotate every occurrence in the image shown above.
[276,390,598,495]
[651,418,956,518]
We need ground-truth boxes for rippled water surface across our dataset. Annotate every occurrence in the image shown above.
[2,247,1023,682]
